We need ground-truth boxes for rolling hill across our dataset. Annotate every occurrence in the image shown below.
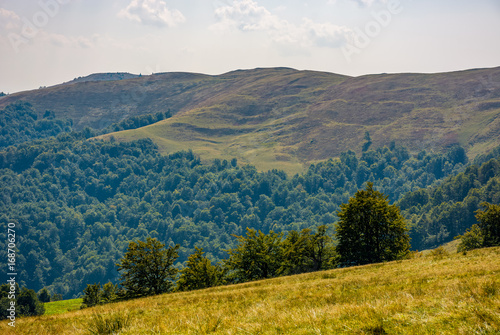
[1,67,499,173]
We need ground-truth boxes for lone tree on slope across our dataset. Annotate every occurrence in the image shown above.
[336,182,410,266]
[116,237,179,299]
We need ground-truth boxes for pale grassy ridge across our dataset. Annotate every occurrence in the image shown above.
[3,247,499,334]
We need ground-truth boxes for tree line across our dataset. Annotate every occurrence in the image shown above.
[82,188,499,307]
[82,183,414,306]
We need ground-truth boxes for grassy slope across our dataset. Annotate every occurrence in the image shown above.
[101,67,500,174]
[2,67,500,173]
[3,247,499,334]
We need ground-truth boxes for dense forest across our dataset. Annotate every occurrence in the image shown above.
[0,102,498,299]
[399,149,500,250]
[0,102,72,149]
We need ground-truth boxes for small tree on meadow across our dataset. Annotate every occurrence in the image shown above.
[280,226,337,275]
[456,224,484,253]
[225,228,283,283]
[177,247,224,291]
[476,202,500,247]
[37,288,51,303]
[457,202,500,251]
[336,183,410,266]
[18,288,45,316]
[116,237,179,298]
[101,282,118,303]
[82,283,102,307]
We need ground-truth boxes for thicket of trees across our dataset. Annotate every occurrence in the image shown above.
[83,187,412,303]
[0,284,45,320]
[0,102,172,149]
[103,110,172,133]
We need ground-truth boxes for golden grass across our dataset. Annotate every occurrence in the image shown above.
[3,247,499,334]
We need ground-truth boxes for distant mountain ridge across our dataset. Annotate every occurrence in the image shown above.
[1,66,499,173]
[62,72,140,85]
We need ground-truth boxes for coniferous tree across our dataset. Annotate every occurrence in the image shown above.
[336,183,410,266]
[362,131,372,152]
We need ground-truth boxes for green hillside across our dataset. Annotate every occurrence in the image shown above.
[1,67,500,173]
[0,125,476,299]
[2,247,499,334]
[399,150,500,250]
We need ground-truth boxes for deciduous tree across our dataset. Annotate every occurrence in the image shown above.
[225,228,283,283]
[336,183,410,266]
[475,202,500,247]
[116,237,179,298]
[177,247,223,291]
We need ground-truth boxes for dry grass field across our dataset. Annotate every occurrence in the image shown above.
[2,247,499,334]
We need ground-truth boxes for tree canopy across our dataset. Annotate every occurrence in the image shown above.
[116,238,179,298]
[176,247,223,291]
[476,202,500,247]
[336,183,410,266]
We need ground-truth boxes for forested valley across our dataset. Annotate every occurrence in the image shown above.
[0,102,499,299]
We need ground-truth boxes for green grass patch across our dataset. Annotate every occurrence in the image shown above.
[44,298,83,316]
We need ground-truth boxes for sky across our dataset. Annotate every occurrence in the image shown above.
[0,0,499,93]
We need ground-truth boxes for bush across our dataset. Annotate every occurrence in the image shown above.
[456,224,484,253]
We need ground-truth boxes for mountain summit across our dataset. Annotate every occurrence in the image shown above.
[1,67,499,172]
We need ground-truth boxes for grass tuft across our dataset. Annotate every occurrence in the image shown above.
[86,312,130,335]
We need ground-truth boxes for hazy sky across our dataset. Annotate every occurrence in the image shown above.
[0,0,499,93]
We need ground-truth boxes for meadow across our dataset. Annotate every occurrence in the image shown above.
[2,247,499,334]
[44,299,83,316]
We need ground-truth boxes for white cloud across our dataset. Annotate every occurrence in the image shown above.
[328,0,388,7]
[212,0,352,49]
[350,0,388,7]
[302,19,354,48]
[212,0,286,32]
[0,8,21,30]
[47,33,95,49]
[118,0,185,27]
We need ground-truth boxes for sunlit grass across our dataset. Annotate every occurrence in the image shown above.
[2,247,499,334]
[44,298,83,316]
